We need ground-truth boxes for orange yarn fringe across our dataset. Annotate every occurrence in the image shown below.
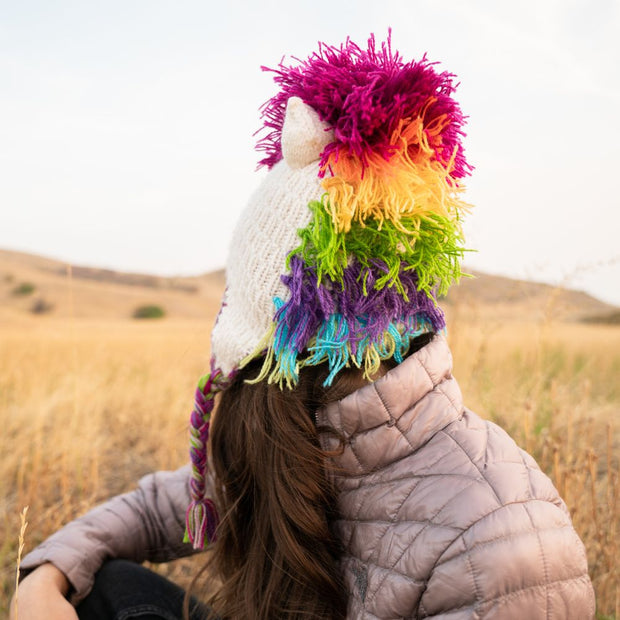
[320,111,467,233]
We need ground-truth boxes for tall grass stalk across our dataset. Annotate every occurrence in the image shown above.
[13,506,29,620]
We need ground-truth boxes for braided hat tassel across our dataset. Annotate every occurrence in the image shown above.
[184,363,229,549]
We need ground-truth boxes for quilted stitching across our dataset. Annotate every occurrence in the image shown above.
[366,481,478,604]
[434,516,574,568]
[524,503,551,620]
[439,428,502,505]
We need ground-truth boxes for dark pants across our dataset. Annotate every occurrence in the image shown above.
[75,559,210,620]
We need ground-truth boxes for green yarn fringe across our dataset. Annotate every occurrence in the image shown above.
[289,199,468,299]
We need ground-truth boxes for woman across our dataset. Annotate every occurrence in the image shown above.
[14,35,595,619]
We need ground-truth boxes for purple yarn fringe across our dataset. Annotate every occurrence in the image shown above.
[274,255,445,361]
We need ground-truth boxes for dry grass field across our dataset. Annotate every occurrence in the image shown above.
[0,250,618,618]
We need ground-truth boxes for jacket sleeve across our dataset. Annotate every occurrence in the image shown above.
[418,498,596,619]
[19,466,202,605]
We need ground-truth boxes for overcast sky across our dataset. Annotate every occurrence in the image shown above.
[1,0,619,305]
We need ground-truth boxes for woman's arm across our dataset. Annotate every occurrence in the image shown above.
[419,499,596,619]
[19,466,199,605]
[10,563,76,620]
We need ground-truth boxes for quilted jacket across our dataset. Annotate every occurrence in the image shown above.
[21,335,595,618]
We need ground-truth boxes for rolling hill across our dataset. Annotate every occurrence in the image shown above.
[0,248,616,323]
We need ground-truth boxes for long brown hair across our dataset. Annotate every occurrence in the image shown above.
[194,333,434,619]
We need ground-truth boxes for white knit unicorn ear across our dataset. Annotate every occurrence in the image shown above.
[281,96,334,169]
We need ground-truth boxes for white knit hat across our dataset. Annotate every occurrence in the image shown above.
[211,98,334,376]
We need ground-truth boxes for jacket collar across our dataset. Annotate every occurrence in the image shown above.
[317,334,464,475]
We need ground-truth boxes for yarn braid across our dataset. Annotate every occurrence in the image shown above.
[184,362,231,549]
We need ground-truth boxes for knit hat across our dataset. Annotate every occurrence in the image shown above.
[185,33,471,548]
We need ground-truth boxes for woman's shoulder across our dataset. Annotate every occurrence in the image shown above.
[437,408,567,516]
[335,409,595,618]
[417,409,595,618]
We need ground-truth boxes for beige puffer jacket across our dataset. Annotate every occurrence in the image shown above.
[21,335,595,618]
[318,335,594,618]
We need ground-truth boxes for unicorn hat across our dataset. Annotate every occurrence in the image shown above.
[185,33,472,548]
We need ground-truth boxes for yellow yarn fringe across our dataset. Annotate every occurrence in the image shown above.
[320,113,468,233]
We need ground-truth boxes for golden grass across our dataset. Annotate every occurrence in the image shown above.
[0,312,618,617]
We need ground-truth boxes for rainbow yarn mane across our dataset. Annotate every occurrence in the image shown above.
[185,33,472,548]
[247,34,471,387]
